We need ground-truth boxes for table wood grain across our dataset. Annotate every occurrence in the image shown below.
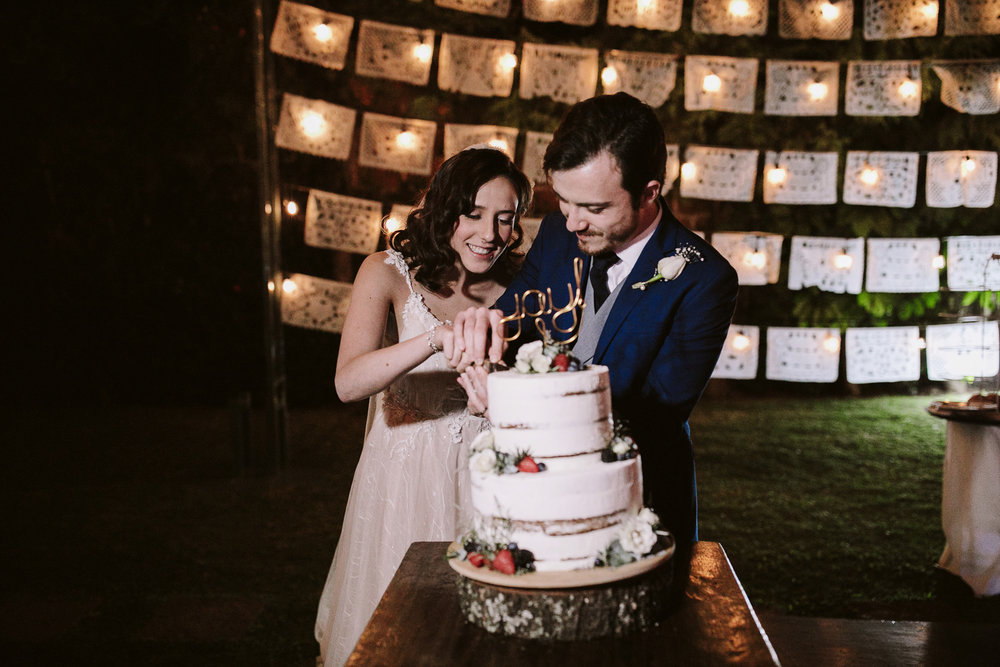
[347,541,780,666]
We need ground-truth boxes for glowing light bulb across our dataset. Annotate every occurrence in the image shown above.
[601,66,618,87]
[766,167,787,185]
[898,80,918,99]
[732,333,751,351]
[729,0,750,17]
[921,2,938,19]
[488,137,509,153]
[917,337,927,350]
[285,200,299,216]
[312,23,333,43]
[499,53,517,72]
[396,130,417,150]
[282,278,297,294]
[267,280,275,292]
[806,81,828,101]
[833,252,853,270]
[299,111,326,138]
[819,1,840,20]
[413,42,433,63]
[681,162,697,180]
[637,0,655,12]
[860,166,880,186]
[961,157,977,176]
[702,73,722,93]
[744,250,767,270]
[823,335,840,353]
[382,215,404,234]
[933,255,946,269]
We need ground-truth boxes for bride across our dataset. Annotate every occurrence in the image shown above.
[314,148,533,666]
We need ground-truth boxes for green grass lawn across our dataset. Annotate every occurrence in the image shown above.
[690,392,992,619]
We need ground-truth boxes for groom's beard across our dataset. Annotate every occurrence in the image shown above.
[575,215,639,256]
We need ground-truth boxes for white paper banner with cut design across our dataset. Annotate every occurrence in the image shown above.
[865,238,941,293]
[843,151,919,207]
[931,60,1000,114]
[602,50,677,108]
[711,232,783,285]
[788,236,865,294]
[846,327,921,384]
[693,0,768,34]
[846,61,922,116]
[358,113,436,176]
[520,216,543,252]
[684,56,758,114]
[304,189,383,254]
[355,20,434,85]
[281,274,353,334]
[274,93,356,160]
[680,145,759,202]
[438,33,517,98]
[443,123,518,160]
[945,0,1000,35]
[712,325,760,379]
[523,0,598,25]
[766,327,841,383]
[520,43,599,104]
[435,0,511,18]
[926,321,1000,380]
[946,236,1000,290]
[269,2,354,70]
[663,144,681,193]
[522,131,553,186]
[762,151,838,204]
[607,0,683,31]
[764,61,839,116]
[778,0,854,39]
[863,0,938,39]
[926,151,998,208]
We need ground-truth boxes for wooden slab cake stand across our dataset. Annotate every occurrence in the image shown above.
[447,537,675,640]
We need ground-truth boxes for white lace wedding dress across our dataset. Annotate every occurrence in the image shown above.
[315,250,483,667]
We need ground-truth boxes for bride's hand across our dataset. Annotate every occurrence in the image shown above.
[457,365,490,419]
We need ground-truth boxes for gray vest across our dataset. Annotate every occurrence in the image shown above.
[572,269,627,364]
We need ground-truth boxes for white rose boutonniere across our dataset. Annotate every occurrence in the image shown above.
[632,244,704,291]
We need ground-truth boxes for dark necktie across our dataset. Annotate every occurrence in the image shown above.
[590,253,620,312]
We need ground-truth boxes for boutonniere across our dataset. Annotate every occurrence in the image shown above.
[631,245,704,291]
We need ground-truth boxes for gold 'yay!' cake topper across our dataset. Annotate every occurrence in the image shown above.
[499,257,586,344]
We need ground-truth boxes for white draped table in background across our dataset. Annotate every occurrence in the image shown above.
[938,419,1000,597]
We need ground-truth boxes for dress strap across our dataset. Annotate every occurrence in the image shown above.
[384,249,415,294]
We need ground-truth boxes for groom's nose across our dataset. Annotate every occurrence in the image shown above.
[564,207,587,232]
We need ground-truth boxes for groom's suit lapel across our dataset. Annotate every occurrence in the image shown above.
[592,213,680,363]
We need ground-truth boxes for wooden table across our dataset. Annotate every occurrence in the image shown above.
[347,541,780,665]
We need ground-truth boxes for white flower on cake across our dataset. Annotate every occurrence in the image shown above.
[637,507,660,527]
[632,245,705,291]
[471,429,494,452]
[618,514,658,555]
[470,448,497,474]
[612,436,633,456]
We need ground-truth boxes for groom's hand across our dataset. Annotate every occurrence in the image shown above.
[446,306,506,370]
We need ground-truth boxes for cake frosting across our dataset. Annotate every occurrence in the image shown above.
[466,363,653,573]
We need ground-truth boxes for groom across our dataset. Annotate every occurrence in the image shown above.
[451,93,738,548]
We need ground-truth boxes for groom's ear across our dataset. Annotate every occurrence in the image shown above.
[640,180,662,208]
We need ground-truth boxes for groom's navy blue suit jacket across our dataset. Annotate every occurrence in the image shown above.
[496,205,738,545]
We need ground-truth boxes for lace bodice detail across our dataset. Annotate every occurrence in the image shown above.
[381,249,465,420]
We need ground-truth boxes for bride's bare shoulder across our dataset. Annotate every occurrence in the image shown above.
[355,250,410,296]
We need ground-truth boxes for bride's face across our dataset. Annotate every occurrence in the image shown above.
[450,176,518,274]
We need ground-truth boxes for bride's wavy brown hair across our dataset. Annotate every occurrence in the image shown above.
[389,148,533,292]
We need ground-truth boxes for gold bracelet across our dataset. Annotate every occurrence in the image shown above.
[426,325,443,353]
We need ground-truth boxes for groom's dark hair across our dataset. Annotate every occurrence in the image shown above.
[543,93,666,208]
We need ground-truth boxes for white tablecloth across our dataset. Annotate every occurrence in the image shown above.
[938,420,1000,597]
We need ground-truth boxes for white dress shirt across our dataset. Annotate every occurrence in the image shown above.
[603,207,662,293]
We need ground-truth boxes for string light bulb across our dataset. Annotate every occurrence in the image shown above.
[299,110,327,138]
[744,250,767,270]
[488,137,509,154]
[396,129,417,150]
[921,1,938,18]
[681,162,698,180]
[823,335,841,354]
[860,166,880,186]
[833,251,853,270]
[818,1,840,20]
[499,53,517,72]
[917,337,927,350]
[732,332,751,351]
[933,255,946,269]
[766,166,787,185]
[312,23,333,43]
[601,66,618,87]
[285,200,299,216]
[637,0,656,12]
[702,73,722,93]
[961,156,977,176]
[382,214,405,235]
[729,0,750,17]
[282,278,297,294]
[898,79,918,99]
[413,42,433,63]
[806,81,828,101]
